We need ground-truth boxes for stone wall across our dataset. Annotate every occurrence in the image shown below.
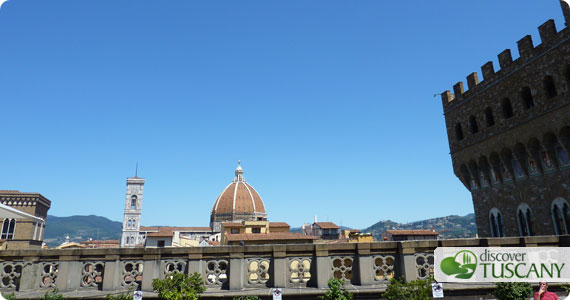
[0,236,568,299]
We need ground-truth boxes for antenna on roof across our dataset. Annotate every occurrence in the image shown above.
[135,162,138,177]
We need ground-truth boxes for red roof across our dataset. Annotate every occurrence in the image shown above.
[147,231,174,237]
[314,222,339,229]
[385,230,438,236]
[269,222,290,228]
[140,226,212,232]
[225,232,318,242]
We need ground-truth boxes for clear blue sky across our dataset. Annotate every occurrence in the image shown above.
[0,1,564,230]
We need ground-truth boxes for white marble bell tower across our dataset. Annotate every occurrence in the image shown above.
[120,176,145,247]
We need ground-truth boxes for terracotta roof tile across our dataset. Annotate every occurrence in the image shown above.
[385,230,438,235]
[269,222,290,228]
[314,222,339,229]
[140,226,211,232]
[225,232,318,242]
[147,231,174,237]
[212,182,266,215]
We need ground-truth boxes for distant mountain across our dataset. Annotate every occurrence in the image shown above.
[44,215,122,247]
[42,213,476,247]
[362,213,477,240]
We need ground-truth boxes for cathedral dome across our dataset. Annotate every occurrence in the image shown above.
[210,161,267,231]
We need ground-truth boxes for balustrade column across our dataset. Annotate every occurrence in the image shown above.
[272,245,287,288]
[315,245,330,289]
[102,255,121,291]
[355,243,373,286]
[228,249,244,290]
[19,257,40,291]
[141,254,160,292]
[56,256,82,291]
[397,244,418,282]
[187,252,202,276]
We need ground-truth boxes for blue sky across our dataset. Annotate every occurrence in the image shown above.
[0,1,565,230]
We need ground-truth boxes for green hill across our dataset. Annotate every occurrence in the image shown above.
[44,215,122,247]
[362,213,477,240]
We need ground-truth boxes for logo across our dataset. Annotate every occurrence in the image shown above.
[440,250,477,279]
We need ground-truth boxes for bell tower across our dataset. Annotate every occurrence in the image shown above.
[120,176,145,247]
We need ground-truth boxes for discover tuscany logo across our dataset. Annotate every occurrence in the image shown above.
[440,250,477,279]
[435,247,570,283]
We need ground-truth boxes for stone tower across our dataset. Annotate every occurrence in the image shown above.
[439,1,570,237]
[120,177,145,247]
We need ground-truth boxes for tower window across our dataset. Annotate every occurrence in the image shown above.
[484,107,495,127]
[517,205,534,236]
[502,98,513,119]
[469,115,479,133]
[521,87,534,109]
[1,219,15,240]
[489,208,504,237]
[543,75,557,98]
[552,198,570,235]
[131,195,137,210]
[455,123,464,140]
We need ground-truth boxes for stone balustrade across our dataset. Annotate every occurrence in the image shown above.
[0,236,567,298]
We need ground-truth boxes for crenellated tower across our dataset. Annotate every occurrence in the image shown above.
[120,176,145,247]
[440,1,570,238]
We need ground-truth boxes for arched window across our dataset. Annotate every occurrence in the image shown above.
[469,115,479,133]
[455,123,464,140]
[517,204,534,236]
[502,98,513,119]
[131,195,137,210]
[552,198,570,235]
[1,219,16,240]
[484,107,495,127]
[489,208,505,237]
[543,75,557,98]
[497,213,504,237]
[521,87,534,109]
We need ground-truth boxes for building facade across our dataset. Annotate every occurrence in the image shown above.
[120,177,145,247]
[440,1,570,237]
[221,220,317,245]
[0,190,50,249]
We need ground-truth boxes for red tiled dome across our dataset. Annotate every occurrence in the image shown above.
[210,162,267,231]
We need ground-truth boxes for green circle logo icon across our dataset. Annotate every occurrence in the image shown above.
[440,250,477,279]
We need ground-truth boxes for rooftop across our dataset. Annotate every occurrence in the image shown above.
[385,230,438,236]
[314,222,339,229]
[225,232,319,242]
[140,226,212,232]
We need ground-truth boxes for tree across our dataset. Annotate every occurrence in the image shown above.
[152,272,206,300]
[382,277,432,300]
[319,278,353,300]
[491,282,532,300]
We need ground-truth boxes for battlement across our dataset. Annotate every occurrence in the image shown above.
[441,1,570,110]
